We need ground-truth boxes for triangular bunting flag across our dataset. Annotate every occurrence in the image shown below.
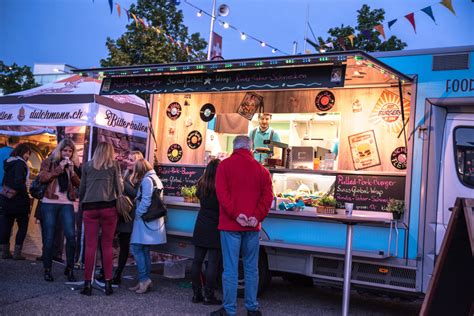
[324,42,334,49]
[124,9,130,21]
[347,34,355,47]
[421,6,436,24]
[337,37,347,50]
[115,3,121,17]
[361,29,372,41]
[139,18,148,28]
[108,0,113,13]
[440,0,456,15]
[405,13,416,33]
[388,19,397,30]
[373,25,386,39]
[131,13,139,28]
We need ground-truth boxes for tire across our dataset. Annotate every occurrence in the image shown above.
[237,249,271,298]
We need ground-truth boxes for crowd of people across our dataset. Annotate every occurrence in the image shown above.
[0,135,273,316]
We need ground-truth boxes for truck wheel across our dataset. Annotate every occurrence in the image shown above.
[237,250,271,298]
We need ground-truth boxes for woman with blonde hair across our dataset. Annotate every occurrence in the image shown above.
[79,142,123,296]
[111,150,143,285]
[38,139,80,282]
[129,158,166,294]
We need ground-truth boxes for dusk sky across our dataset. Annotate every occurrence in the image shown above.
[0,0,473,69]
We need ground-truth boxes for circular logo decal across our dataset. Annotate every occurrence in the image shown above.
[166,102,182,120]
[378,103,401,123]
[200,103,216,122]
[186,130,203,149]
[167,144,183,162]
[315,91,335,111]
[391,147,407,170]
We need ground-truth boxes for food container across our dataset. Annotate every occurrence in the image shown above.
[316,205,337,214]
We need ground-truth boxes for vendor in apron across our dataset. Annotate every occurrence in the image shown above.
[249,113,281,163]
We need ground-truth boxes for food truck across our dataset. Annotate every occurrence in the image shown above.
[84,46,473,296]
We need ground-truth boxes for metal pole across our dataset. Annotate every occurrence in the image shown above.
[207,0,217,60]
[292,41,298,55]
[303,3,309,53]
[342,223,354,316]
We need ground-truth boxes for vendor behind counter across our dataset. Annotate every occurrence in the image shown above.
[249,113,281,162]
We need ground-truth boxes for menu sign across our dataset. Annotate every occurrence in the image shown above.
[155,165,204,196]
[335,174,405,211]
[100,65,346,95]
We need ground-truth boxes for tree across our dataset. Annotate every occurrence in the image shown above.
[309,5,407,53]
[0,61,39,95]
[100,0,207,67]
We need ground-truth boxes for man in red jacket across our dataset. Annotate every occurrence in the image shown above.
[212,135,274,316]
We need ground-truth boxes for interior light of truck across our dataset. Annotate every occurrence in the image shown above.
[302,58,311,63]
[255,62,264,66]
[354,55,363,61]
[169,67,177,71]
[285,59,295,64]
[224,63,233,68]
[144,68,152,72]
[270,60,278,65]
[196,65,205,70]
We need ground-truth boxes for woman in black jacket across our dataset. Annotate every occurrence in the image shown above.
[112,150,143,285]
[0,143,31,260]
[191,159,222,305]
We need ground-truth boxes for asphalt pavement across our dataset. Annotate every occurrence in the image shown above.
[0,258,422,315]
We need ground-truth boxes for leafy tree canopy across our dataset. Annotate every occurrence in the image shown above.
[101,0,207,67]
[0,61,39,95]
[308,5,407,52]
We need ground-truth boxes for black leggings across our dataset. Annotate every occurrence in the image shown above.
[191,246,221,289]
[0,213,29,246]
[116,232,131,273]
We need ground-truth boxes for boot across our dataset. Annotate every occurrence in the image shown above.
[192,285,204,303]
[64,266,77,282]
[135,279,152,294]
[104,280,113,296]
[111,269,122,285]
[203,287,222,305]
[1,244,12,259]
[44,269,54,282]
[80,281,92,296]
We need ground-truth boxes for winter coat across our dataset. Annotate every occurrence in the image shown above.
[79,160,123,205]
[130,170,166,245]
[192,187,220,249]
[215,149,274,232]
[0,157,30,214]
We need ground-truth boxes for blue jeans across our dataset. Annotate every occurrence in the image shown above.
[41,203,76,269]
[131,243,151,282]
[220,231,260,316]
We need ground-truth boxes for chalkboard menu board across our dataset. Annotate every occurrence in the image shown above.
[335,174,405,211]
[155,165,205,196]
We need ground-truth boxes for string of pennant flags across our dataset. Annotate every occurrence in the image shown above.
[97,0,202,57]
[310,0,456,52]
[99,0,456,56]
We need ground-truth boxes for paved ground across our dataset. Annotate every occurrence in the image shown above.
[0,258,422,315]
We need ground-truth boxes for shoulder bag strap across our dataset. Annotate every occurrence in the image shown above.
[251,128,257,149]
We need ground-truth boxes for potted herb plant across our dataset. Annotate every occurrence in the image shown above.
[181,186,193,203]
[316,196,337,214]
[387,199,405,220]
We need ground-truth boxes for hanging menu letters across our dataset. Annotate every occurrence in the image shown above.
[335,174,405,211]
[100,65,346,95]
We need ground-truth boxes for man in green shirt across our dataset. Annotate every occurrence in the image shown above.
[248,113,281,162]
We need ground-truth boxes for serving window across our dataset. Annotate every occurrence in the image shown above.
[454,126,474,188]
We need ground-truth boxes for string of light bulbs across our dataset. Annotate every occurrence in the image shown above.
[183,0,290,55]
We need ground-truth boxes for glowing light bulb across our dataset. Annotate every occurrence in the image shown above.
[261,42,266,47]
[240,33,246,40]
[197,10,202,17]
[272,49,277,53]
[223,22,229,29]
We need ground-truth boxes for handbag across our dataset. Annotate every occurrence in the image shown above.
[30,176,48,200]
[0,185,17,199]
[114,162,133,222]
[140,176,167,222]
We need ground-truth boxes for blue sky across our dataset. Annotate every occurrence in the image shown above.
[0,0,473,69]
